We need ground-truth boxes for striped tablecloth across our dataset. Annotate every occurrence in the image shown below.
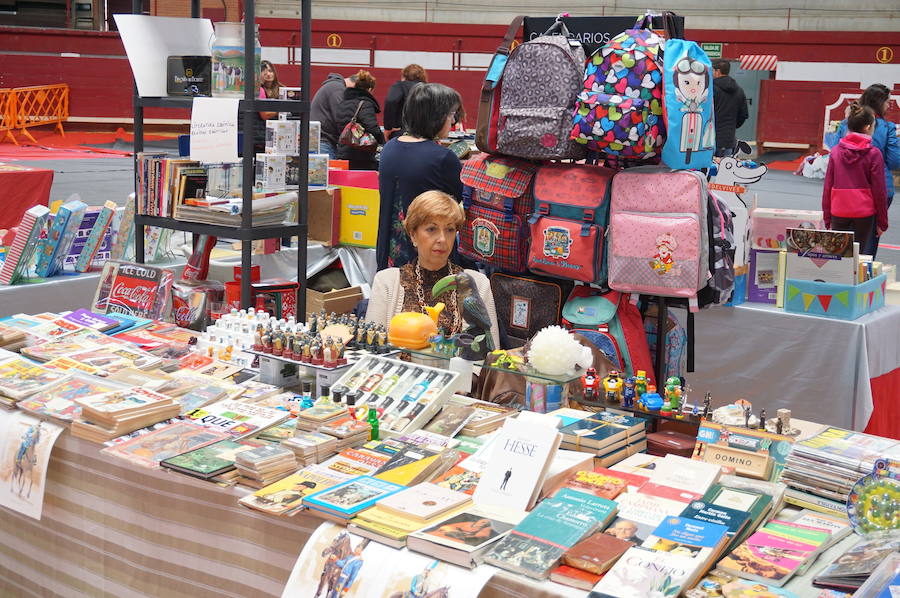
[0,433,582,598]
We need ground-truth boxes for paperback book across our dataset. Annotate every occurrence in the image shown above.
[482,487,617,579]
[160,438,267,479]
[239,466,345,515]
[183,399,288,438]
[303,475,405,519]
[100,421,229,468]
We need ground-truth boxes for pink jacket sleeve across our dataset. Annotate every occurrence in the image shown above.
[822,156,835,229]
[870,149,888,232]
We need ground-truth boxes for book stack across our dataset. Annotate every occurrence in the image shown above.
[18,372,128,423]
[294,402,346,432]
[316,447,392,479]
[0,323,27,350]
[458,399,517,436]
[483,487,618,579]
[281,431,339,465]
[423,404,476,437]
[182,399,289,439]
[160,438,268,480]
[348,482,472,548]
[781,426,900,515]
[238,466,347,516]
[369,442,454,487]
[302,475,406,523]
[317,415,372,450]
[559,411,647,466]
[255,419,298,443]
[234,445,298,488]
[591,516,731,597]
[717,518,834,587]
[72,387,181,442]
[0,356,70,409]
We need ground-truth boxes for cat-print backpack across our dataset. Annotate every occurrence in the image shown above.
[661,39,716,170]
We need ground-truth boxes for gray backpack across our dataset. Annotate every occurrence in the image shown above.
[497,21,586,161]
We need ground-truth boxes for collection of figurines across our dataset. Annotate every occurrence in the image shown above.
[426,328,464,358]
[580,368,716,421]
[252,310,390,367]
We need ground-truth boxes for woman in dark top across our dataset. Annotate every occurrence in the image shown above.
[335,69,386,170]
[383,64,427,140]
[377,83,464,270]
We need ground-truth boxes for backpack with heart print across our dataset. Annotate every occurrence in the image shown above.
[569,14,675,160]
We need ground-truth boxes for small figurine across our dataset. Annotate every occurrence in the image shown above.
[355,323,366,348]
[640,385,663,412]
[701,393,711,420]
[581,367,600,401]
[366,324,377,349]
[602,370,623,403]
[335,337,347,365]
[634,370,648,399]
[622,377,636,408]
[744,405,752,428]
[376,329,388,353]
[323,336,337,368]
[758,408,767,430]
[310,338,323,365]
[777,408,792,434]
[664,376,682,416]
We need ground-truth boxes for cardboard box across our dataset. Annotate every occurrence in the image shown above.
[338,186,379,248]
[784,274,886,320]
[306,285,362,316]
[308,187,341,246]
[749,207,824,250]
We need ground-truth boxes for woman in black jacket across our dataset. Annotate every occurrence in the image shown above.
[335,70,386,170]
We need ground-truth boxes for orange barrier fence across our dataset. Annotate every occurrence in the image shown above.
[0,84,69,145]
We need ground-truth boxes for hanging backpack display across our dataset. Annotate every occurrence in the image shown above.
[643,304,687,380]
[661,39,716,170]
[569,14,671,160]
[561,286,655,385]
[526,163,615,283]
[496,18,587,161]
[696,191,736,307]
[476,16,525,155]
[459,154,536,272]
[607,166,710,307]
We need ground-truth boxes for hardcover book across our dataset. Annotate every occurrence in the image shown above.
[34,199,88,277]
[549,564,602,591]
[424,404,476,437]
[648,453,721,494]
[472,416,561,511]
[562,531,634,575]
[161,438,266,478]
[559,412,645,450]
[302,475,405,518]
[0,205,51,285]
[482,488,618,579]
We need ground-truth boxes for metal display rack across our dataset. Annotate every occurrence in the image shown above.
[130,0,312,314]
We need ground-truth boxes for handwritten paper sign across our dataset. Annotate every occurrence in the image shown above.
[190,97,239,163]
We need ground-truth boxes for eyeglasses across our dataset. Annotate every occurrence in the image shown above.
[676,58,706,75]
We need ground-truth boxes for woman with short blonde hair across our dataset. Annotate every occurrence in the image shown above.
[366,191,500,348]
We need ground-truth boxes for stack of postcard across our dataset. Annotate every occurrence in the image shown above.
[71,387,180,442]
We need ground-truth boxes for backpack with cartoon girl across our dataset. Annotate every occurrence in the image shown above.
[661,39,716,170]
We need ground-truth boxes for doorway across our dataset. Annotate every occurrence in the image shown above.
[728,61,770,151]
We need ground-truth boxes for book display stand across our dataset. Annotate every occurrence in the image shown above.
[130,0,312,312]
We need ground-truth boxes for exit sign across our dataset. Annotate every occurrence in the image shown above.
[702,42,723,58]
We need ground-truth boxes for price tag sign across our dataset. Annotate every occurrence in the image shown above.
[190,97,239,163]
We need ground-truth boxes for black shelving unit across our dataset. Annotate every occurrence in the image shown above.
[130,0,312,317]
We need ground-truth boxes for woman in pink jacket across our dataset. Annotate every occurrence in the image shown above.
[823,103,889,245]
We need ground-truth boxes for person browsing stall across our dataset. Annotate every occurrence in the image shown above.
[377,83,465,270]
[823,102,889,246]
[366,191,500,349]
[837,84,900,256]
[383,64,428,140]
[335,69,385,170]
[311,72,356,159]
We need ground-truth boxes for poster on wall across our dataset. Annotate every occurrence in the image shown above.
[0,411,64,520]
[281,522,495,598]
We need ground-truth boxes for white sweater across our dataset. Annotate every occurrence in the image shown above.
[365,267,501,349]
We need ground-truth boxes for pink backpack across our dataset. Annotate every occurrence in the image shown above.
[607,167,710,308]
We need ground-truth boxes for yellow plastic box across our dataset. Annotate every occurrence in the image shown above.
[338,185,379,248]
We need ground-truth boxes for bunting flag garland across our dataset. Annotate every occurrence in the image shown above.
[835,290,850,307]
[801,293,815,311]
[817,294,832,312]
[787,285,800,301]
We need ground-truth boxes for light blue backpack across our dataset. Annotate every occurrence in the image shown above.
[661,39,715,170]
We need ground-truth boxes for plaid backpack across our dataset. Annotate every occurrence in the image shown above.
[496,19,586,161]
[569,15,670,159]
[459,155,537,272]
